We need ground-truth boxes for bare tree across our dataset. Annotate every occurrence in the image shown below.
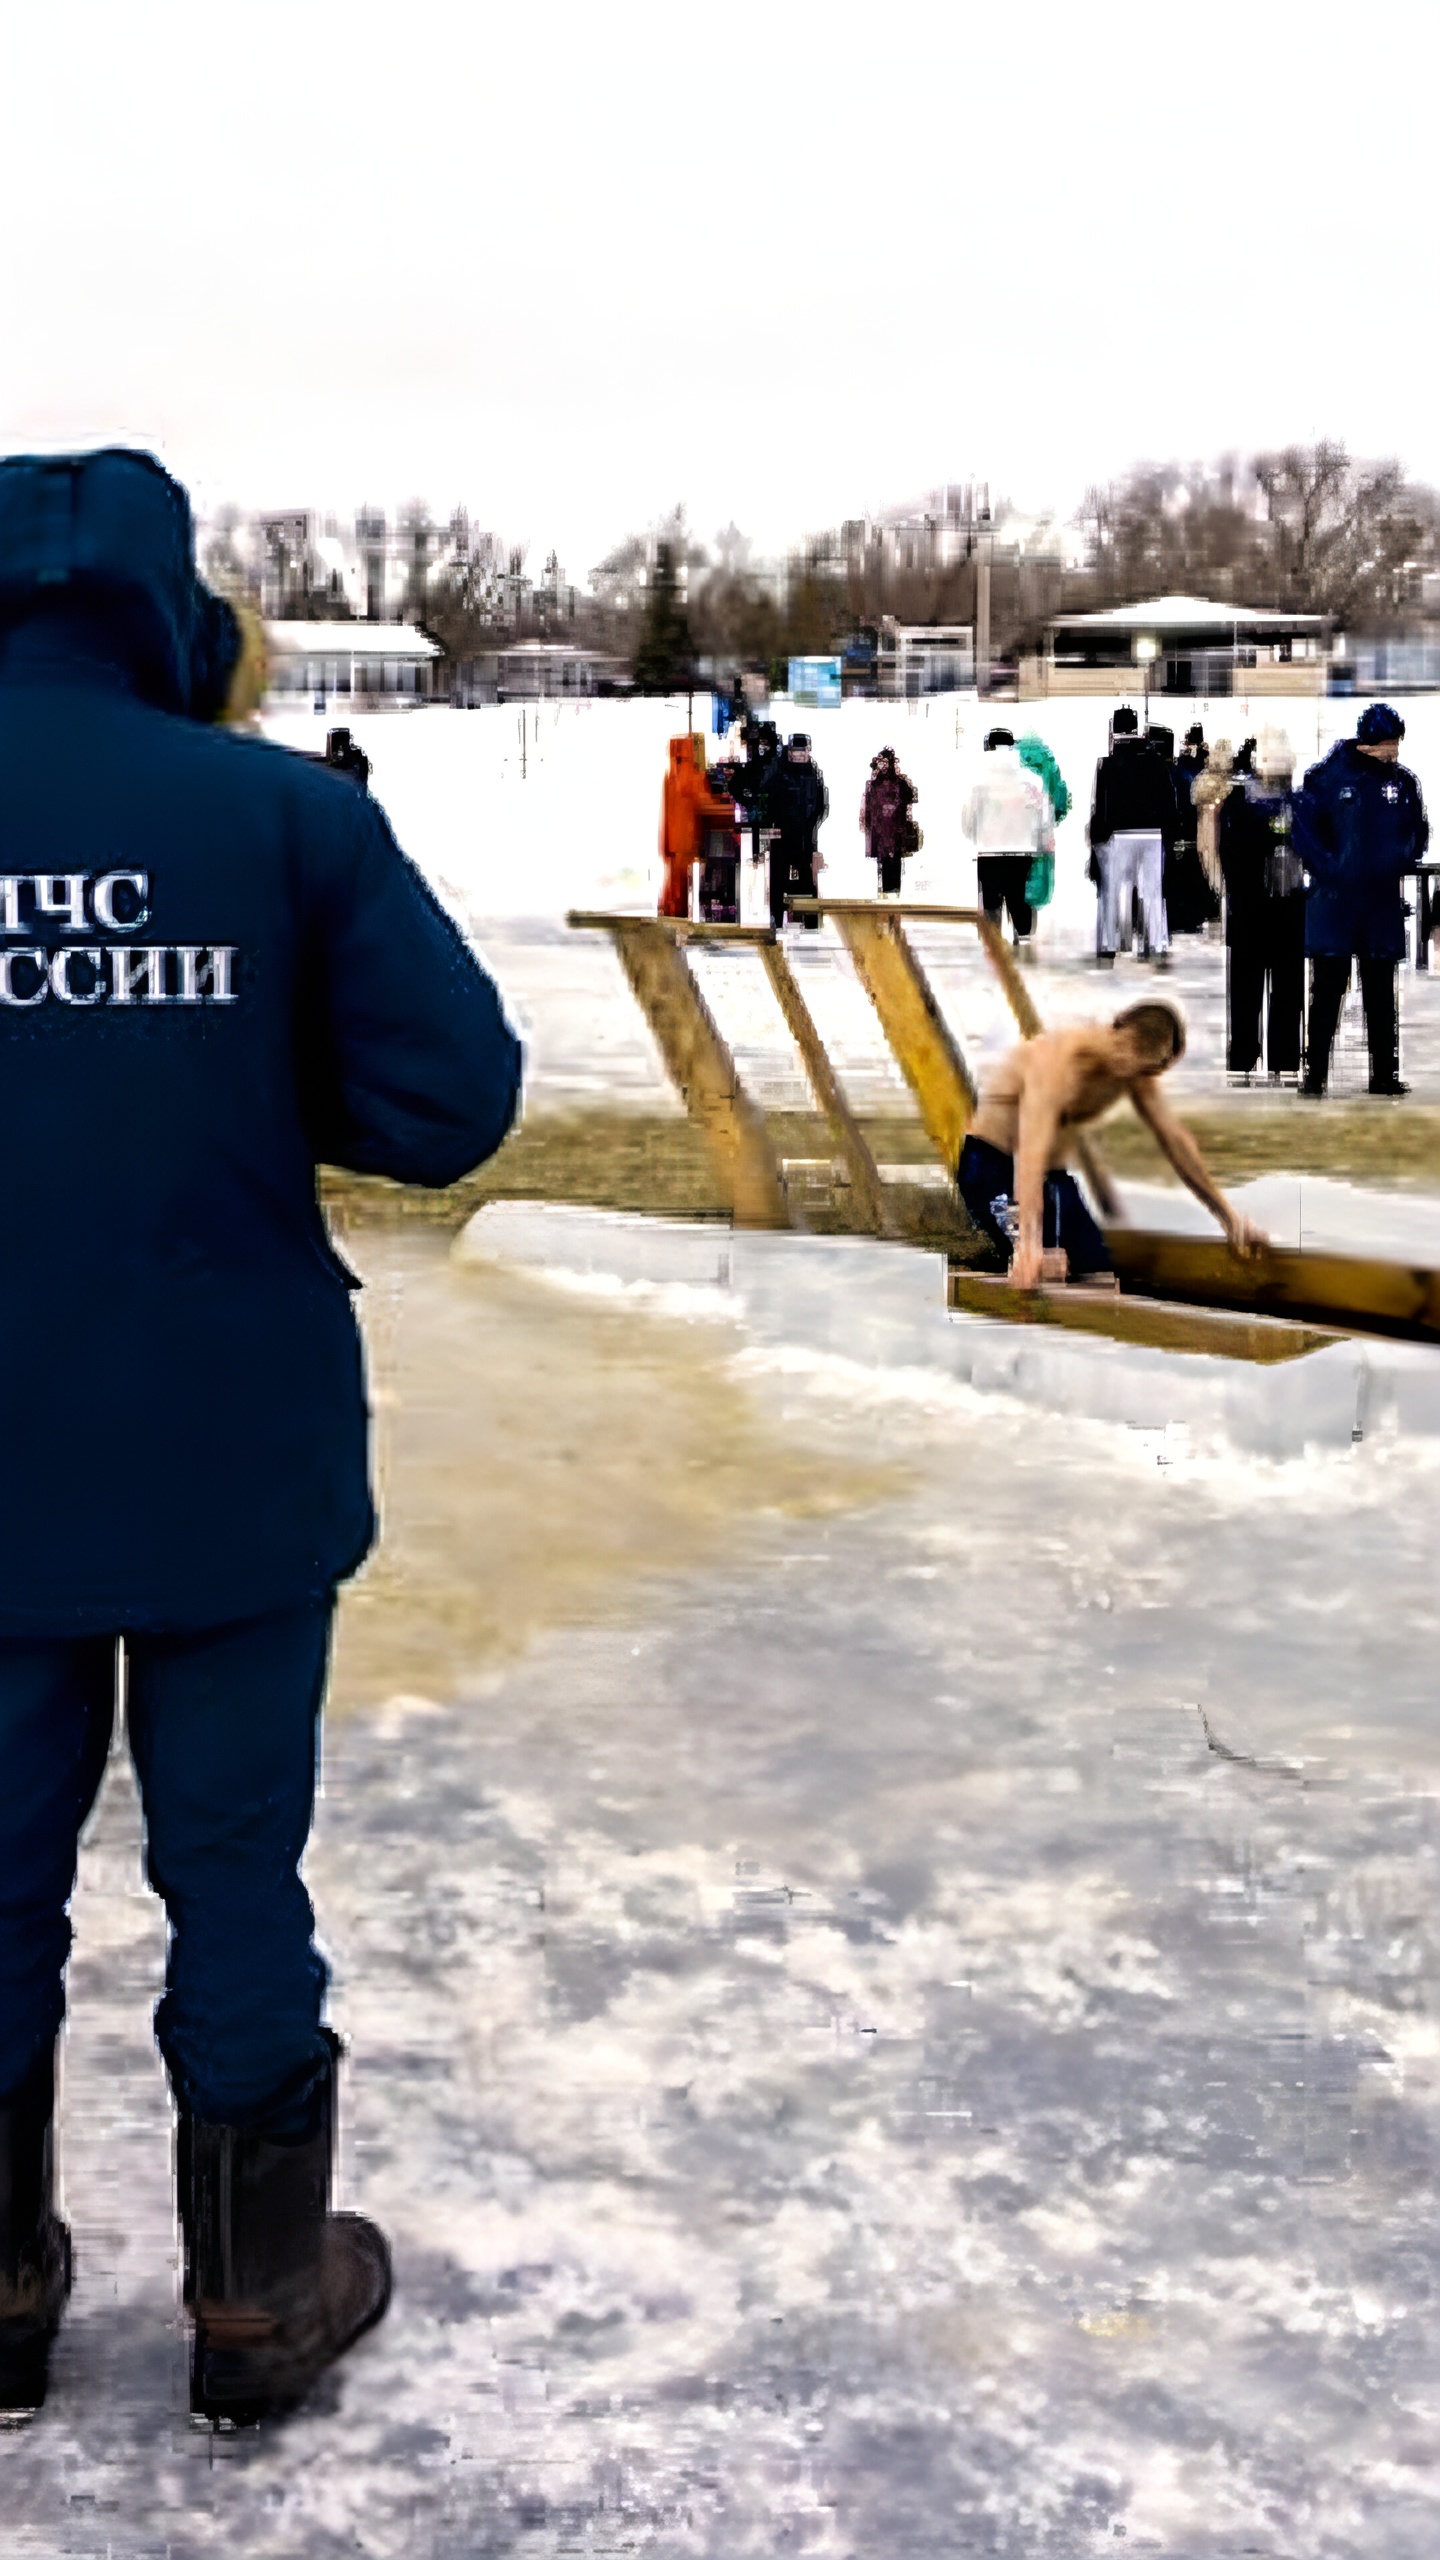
[1253,441,1438,628]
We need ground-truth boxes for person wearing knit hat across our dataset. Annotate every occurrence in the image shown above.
[1293,704,1430,1095]
[1356,701,1406,747]
[768,732,828,930]
[1218,727,1305,1081]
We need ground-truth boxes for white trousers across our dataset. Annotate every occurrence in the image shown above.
[1097,830,1168,956]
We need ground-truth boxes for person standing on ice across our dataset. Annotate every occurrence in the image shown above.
[1218,726,1305,1082]
[658,732,734,920]
[0,449,522,2427]
[1014,729,1070,931]
[861,747,918,895]
[768,733,828,930]
[1165,722,1220,935]
[1087,705,1177,966]
[1294,701,1429,1097]
[961,727,1053,951]
[1190,735,1235,907]
[324,725,371,791]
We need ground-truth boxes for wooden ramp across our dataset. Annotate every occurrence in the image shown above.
[568,898,1440,1368]
[566,900,1106,1236]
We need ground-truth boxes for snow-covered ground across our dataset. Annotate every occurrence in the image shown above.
[264,692,1440,1113]
[12,1218,1440,2559]
[10,701,1440,2558]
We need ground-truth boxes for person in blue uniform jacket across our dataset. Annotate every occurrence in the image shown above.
[1293,702,1429,1096]
[0,450,522,2425]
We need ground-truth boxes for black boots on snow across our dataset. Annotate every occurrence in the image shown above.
[179,2031,391,2426]
[2,2032,389,2424]
[0,2048,72,2417]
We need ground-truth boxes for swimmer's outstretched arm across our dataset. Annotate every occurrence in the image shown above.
[1130,1079,1265,1256]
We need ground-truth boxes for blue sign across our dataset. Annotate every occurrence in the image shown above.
[788,655,842,708]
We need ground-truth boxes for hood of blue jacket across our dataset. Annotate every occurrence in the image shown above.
[0,447,221,714]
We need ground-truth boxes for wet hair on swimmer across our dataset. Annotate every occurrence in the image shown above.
[1112,998,1186,1066]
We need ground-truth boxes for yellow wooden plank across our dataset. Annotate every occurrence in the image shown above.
[946,1264,1337,1363]
[1105,1226,1440,1344]
[831,910,977,1173]
[594,918,794,1230]
[796,900,987,925]
[795,896,1121,1220]
[569,913,770,946]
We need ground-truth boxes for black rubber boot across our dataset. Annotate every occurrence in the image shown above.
[0,2047,72,2418]
[180,2032,391,2427]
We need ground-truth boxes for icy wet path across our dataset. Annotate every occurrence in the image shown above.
[12,1230,1440,2557]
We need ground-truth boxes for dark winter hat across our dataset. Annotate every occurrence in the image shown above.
[1112,706,1138,735]
[789,732,810,750]
[1357,701,1405,745]
[983,726,1014,750]
[1184,724,1205,746]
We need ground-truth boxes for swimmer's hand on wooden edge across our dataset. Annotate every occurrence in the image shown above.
[1223,1210,1267,1259]
[1008,1244,1069,1291]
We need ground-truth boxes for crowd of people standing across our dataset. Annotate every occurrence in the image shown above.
[1084,701,1431,1096]
[659,721,830,929]
[654,697,1432,1099]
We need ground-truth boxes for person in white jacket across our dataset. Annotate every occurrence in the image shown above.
[962,728,1055,949]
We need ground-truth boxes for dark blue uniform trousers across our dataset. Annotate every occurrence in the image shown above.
[0,1599,332,2125]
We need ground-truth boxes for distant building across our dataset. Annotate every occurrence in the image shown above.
[877,621,975,698]
[492,640,621,701]
[266,620,442,705]
[1025,594,1331,699]
[1342,636,1440,694]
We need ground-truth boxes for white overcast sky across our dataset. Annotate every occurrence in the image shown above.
[0,0,1434,578]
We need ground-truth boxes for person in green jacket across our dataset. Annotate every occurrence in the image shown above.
[1015,733,1069,916]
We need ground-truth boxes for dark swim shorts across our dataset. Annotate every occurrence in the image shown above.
[956,1134,1112,1277]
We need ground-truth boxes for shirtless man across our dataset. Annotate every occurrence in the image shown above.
[958,998,1264,1291]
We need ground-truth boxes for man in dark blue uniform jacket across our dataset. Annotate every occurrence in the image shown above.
[1293,702,1429,1096]
[0,451,522,2423]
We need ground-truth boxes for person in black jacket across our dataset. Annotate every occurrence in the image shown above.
[324,724,371,790]
[768,733,829,929]
[1218,727,1305,1079]
[1088,707,1179,965]
[1293,702,1430,1096]
[1166,722,1221,935]
[0,450,521,2425]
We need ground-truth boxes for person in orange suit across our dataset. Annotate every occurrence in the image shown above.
[660,734,735,919]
